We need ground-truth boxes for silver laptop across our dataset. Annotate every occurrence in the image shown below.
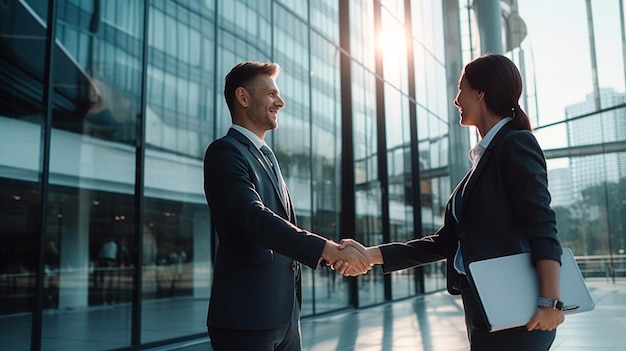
[467,248,595,332]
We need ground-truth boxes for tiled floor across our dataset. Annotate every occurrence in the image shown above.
[161,278,626,351]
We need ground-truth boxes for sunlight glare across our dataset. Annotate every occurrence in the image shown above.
[377,26,407,59]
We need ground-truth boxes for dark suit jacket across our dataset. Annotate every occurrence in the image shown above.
[203,128,327,330]
[379,124,562,295]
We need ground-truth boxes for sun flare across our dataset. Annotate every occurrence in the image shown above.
[377,26,408,58]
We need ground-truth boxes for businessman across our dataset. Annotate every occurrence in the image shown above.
[203,61,370,351]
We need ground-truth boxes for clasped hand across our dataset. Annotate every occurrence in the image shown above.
[321,239,373,277]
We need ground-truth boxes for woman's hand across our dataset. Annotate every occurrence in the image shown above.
[526,307,565,331]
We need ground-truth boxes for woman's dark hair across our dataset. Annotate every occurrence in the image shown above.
[223,61,280,117]
[463,54,532,131]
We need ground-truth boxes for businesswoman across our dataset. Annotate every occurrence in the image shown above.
[341,54,565,350]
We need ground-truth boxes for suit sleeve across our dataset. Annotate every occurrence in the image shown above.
[379,224,449,273]
[498,131,562,264]
[204,138,327,269]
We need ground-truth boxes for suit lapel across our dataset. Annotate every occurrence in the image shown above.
[227,129,292,220]
[459,125,513,219]
[452,171,472,199]
[450,170,471,222]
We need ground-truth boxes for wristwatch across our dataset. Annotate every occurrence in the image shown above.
[538,296,565,311]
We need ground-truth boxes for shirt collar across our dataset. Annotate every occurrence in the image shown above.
[231,124,267,150]
[479,116,512,149]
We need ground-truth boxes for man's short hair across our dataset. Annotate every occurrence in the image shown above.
[224,61,280,117]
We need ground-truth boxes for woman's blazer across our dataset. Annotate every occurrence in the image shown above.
[379,124,562,295]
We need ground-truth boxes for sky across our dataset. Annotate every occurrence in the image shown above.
[517,0,625,125]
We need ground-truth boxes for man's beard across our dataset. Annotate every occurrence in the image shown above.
[248,108,277,131]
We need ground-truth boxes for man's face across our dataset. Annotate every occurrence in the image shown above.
[245,74,285,132]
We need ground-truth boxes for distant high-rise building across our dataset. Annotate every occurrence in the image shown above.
[548,167,574,207]
[565,88,626,199]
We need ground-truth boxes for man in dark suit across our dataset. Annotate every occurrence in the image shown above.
[203,61,370,351]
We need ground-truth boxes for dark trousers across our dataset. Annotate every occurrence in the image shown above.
[461,283,556,351]
[208,300,301,351]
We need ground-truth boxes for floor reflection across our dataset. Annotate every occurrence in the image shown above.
[301,291,467,351]
[297,279,626,351]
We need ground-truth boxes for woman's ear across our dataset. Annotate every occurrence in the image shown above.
[235,87,249,108]
[476,90,485,102]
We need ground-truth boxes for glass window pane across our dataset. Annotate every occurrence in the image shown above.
[352,64,385,306]
[142,0,215,343]
[40,1,144,349]
[309,31,348,314]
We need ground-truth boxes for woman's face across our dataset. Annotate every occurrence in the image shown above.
[453,75,482,127]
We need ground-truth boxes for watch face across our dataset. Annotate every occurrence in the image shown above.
[555,300,565,311]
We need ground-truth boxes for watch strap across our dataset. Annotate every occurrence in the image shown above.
[538,296,565,311]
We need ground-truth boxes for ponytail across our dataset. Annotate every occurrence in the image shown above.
[510,104,532,131]
[463,55,533,131]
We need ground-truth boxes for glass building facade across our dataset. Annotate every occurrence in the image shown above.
[1,0,624,350]
[0,0,453,349]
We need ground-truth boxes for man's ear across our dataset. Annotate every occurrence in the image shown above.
[235,87,249,108]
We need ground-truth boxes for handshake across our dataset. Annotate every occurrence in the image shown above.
[321,239,383,277]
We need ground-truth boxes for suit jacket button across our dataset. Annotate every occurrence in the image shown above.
[291,261,298,271]
[459,232,466,239]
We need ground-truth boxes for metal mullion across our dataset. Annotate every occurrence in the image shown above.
[32,0,59,350]
[404,0,424,295]
[339,0,359,308]
[373,0,392,301]
[130,0,150,346]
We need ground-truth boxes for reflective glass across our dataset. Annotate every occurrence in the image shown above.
[308,31,348,314]
[410,0,449,294]
[40,0,144,349]
[384,86,415,300]
[142,0,215,342]
[538,105,626,278]
[273,3,352,315]
[310,0,339,44]
[276,0,308,18]
[380,1,416,300]
[589,1,624,106]
[349,1,386,306]
[380,6,409,92]
[3,1,594,349]
[349,0,376,70]
[351,63,385,306]
[0,4,46,348]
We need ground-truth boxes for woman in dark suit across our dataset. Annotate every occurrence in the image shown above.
[341,54,565,350]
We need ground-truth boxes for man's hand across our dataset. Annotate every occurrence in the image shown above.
[321,241,371,276]
[326,239,385,276]
[338,239,384,277]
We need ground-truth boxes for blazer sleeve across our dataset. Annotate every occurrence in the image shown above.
[379,224,449,273]
[204,137,327,269]
[497,130,562,264]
